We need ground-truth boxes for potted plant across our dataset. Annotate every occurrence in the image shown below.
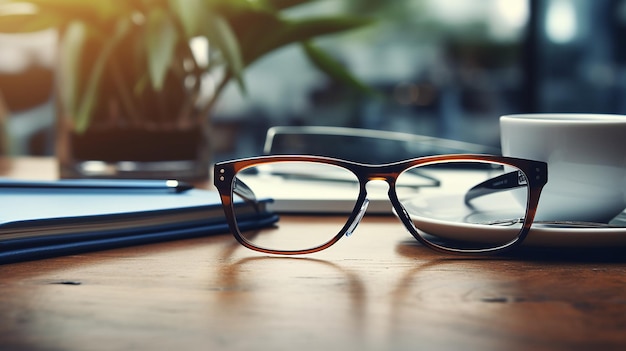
[0,0,371,180]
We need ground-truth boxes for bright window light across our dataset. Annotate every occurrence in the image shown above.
[546,0,578,44]
[489,0,529,41]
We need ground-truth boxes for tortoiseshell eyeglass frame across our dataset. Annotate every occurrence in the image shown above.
[214,154,548,255]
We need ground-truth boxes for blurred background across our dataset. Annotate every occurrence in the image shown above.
[1,0,626,161]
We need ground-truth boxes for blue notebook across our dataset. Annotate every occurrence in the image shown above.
[0,184,277,263]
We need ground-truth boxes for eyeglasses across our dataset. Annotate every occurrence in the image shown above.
[214,154,547,255]
[263,126,500,163]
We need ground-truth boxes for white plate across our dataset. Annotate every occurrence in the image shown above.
[402,194,626,247]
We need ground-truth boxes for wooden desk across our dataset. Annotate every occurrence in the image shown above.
[1,158,626,351]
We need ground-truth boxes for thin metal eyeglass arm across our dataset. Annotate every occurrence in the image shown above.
[464,171,526,206]
[267,170,440,188]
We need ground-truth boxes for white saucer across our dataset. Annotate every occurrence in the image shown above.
[402,194,626,247]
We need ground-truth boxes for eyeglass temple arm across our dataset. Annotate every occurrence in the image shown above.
[267,170,439,188]
[233,177,263,214]
[464,171,525,206]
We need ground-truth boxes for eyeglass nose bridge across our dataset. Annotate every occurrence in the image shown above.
[342,175,391,238]
[360,174,418,233]
[344,198,369,237]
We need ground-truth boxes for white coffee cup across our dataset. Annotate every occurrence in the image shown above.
[500,113,626,223]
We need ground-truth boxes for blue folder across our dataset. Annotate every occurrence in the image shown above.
[0,185,277,264]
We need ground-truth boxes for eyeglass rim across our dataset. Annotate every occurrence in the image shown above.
[214,154,548,255]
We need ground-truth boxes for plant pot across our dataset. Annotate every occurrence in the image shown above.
[57,119,211,181]
[54,29,216,181]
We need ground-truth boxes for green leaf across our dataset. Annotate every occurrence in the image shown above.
[58,20,86,117]
[145,9,179,91]
[264,0,316,11]
[209,0,272,15]
[204,14,246,94]
[237,16,372,66]
[301,41,377,97]
[74,19,131,132]
[168,0,203,38]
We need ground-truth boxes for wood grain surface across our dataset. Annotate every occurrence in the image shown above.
[1,158,625,351]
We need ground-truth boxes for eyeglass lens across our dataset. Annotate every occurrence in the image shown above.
[396,161,528,251]
[230,160,530,253]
